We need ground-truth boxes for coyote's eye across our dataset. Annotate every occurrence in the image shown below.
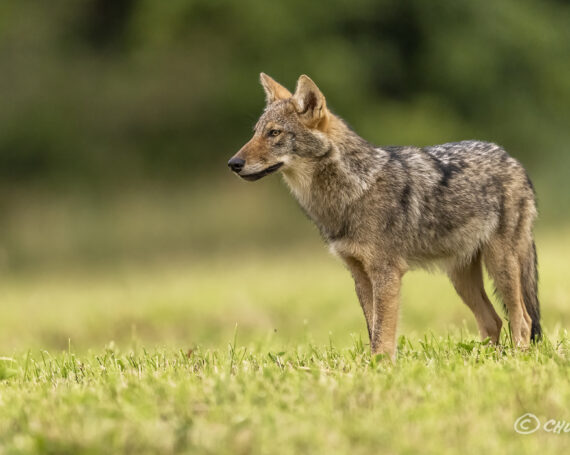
[268,129,281,137]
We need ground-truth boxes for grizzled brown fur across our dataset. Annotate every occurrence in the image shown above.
[228,73,541,360]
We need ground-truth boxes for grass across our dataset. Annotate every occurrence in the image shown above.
[0,184,569,454]
[0,336,569,454]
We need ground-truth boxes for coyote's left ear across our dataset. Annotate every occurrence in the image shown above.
[292,75,329,130]
[260,73,292,104]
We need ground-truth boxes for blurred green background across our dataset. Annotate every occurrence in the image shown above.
[0,0,569,351]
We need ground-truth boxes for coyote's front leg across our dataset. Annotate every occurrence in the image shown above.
[369,264,403,360]
[344,256,374,341]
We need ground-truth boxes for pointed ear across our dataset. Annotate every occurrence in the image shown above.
[292,75,328,130]
[259,73,292,104]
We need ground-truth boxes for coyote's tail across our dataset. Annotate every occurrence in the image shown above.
[521,240,542,341]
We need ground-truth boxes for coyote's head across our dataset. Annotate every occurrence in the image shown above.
[228,73,332,181]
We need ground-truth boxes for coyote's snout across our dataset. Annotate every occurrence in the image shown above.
[228,134,284,181]
[229,73,542,360]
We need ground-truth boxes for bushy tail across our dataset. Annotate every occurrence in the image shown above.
[521,240,542,341]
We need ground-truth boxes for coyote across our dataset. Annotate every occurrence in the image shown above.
[228,73,541,359]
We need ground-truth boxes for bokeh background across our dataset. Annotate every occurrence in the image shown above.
[1,0,569,352]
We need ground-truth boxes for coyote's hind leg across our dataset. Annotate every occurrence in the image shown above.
[484,243,532,347]
[448,252,503,343]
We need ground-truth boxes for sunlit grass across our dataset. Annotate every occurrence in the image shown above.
[0,335,568,454]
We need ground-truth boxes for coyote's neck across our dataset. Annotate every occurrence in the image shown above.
[282,120,379,238]
[282,162,315,212]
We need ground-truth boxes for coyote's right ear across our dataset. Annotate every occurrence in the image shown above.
[292,75,328,130]
[260,73,292,104]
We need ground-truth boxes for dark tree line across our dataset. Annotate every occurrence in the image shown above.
[0,0,568,185]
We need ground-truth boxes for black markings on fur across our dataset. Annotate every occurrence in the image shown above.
[384,146,406,167]
[385,148,410,184]
[440,162,462,187]
[441,219,456,233]
[521,240,542,341]
[424,151,463,188]
[383,146,405,153]
[328,220,350,241]
[400,184,411,211]
[384,146,413,220]
[481,182,488,198]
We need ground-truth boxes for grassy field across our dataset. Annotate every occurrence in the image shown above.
[1,335,568,454]
[0,185,569,454]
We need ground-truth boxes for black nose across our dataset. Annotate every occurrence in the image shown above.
[228,157,245,173]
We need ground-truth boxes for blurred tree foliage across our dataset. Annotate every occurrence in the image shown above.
[0,0,568,185]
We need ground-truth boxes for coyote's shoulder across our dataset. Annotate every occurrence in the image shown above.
[229,73,541,359]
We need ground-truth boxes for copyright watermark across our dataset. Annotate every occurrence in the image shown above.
[514,413,570,435]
